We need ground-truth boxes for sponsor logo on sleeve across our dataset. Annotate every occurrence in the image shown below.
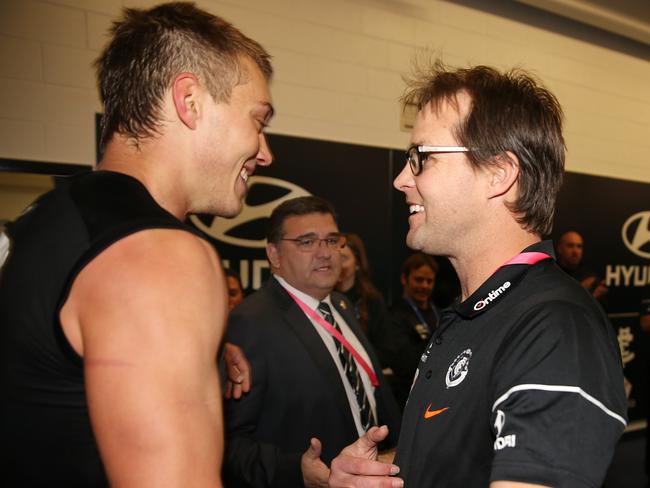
[493,409,516,450]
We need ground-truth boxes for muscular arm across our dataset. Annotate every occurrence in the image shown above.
[61,229,226,487]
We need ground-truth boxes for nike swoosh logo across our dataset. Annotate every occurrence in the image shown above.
[424,404,449,419]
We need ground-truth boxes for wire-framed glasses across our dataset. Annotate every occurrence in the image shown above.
[281,233,346,252]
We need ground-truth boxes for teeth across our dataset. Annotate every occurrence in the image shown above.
[240,168,248,182]
[409,204,424,214]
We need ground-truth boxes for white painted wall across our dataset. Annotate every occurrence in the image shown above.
[0,0,648,182]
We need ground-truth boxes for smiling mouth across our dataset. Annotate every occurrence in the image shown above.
[240,167,249,183]
[409,204,424,215]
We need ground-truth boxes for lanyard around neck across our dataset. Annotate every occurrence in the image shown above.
[286,290,379,387]
[501,251,552,267]
[404,296,437,333]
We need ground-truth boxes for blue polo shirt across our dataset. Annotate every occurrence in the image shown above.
[394,240,627,487]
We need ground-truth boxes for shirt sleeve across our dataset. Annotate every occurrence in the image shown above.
[489,300,627,487]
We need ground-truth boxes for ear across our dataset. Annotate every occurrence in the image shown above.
[266,243,281,269]
[486,151,519,200]
[172,72,201,130]
[400,273,407,286]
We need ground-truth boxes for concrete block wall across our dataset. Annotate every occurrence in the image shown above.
[0,0,648,183]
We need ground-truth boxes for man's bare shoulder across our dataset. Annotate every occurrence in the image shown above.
[105,228,222,277]
[62,228,226,356]
[64,229,226,486]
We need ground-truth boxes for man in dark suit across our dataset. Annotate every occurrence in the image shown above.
[223,196,401,487]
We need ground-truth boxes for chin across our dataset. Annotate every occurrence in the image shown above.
[218,199,244,219]
[406,231,423,251]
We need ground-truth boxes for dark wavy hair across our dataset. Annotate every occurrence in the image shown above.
[95,2,272,149]
[343,233,383,332]
[402,59,565,236]
[401,252,439,278]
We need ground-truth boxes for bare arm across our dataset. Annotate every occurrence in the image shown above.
[61,229,226,487]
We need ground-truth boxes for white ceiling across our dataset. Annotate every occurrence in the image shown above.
[515,0,650,45]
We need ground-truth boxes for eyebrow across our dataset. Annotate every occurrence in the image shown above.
[294,232,341,239]
[259,101,275,122]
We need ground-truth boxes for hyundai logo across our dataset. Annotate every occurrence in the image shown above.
[622,211,650,259]
[190,176,311,248]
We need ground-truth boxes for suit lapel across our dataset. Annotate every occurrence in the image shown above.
[331,293,380,375]
[267,279,357,428]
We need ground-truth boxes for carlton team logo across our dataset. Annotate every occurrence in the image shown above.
[445,349,472,388]
[622,211,650,259]
[190,176,310,248]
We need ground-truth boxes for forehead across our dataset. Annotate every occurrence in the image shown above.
[226,276,241,288]
[410,92,471,145]
[410,265,435,278]
[561,232,583,246]
[229,57,273,112]
[282,212,339,235]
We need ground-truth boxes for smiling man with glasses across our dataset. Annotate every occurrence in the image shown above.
[330,61,627,488]
[222,196,400,487]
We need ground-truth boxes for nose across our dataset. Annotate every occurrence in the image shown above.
[256,133,273,166]
[314,240,334,258]
[394,161,414,192]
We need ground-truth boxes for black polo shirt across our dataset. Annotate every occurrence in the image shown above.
[394,241,627,488]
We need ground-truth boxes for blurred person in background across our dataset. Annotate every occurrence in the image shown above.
[225,268,245,311]
[556,230,608,302]
[336,233,393,367]
[387,253,441,409]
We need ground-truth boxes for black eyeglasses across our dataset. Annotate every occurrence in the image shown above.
[281,234,346,252]
[406,145,469,175]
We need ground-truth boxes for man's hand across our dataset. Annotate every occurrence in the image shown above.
[301,437,330,488]
[329,426,403,488]
[592,279,608,300]
[223,342,251,399]
[580,276,608,300]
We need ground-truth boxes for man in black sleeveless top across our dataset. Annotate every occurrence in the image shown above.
[0,3,273,486]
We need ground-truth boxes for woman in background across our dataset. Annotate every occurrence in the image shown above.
[336,233,394,382]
